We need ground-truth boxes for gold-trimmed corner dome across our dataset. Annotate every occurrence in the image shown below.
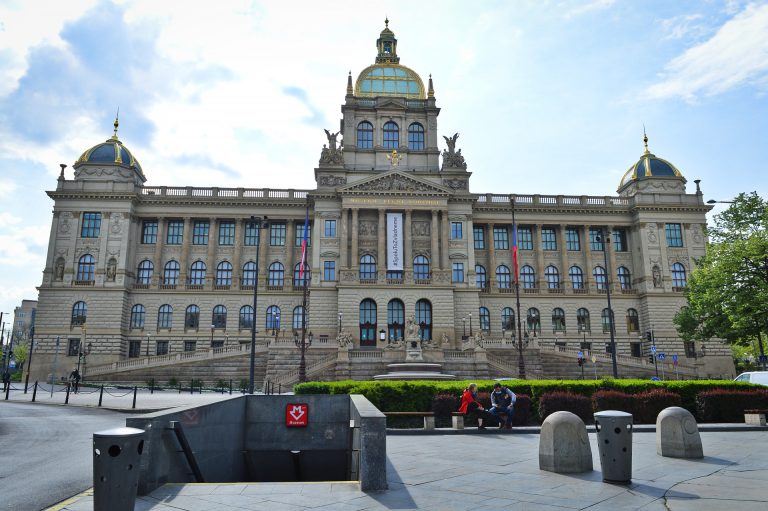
[76,117,145,181]
[353,19,426,99]
[618,134,684,190]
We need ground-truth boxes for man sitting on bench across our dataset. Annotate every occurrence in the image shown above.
[489,382,516,430]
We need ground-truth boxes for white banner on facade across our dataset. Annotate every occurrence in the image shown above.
[386,213,404,271]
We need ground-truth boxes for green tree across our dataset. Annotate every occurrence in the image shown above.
[674,192,768,369]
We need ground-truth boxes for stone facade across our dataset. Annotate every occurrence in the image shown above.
[29,23,734,383]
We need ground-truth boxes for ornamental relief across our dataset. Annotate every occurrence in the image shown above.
[358,221,377,237]
[358,239,376,250]
[58,212,73,235]
[347,174,440,193]
[321,238,340,248]
[412,240,431,251]
[443,178,467,190]
[109,212,124,235]
[691,224,704,245]
[75,166,133,179]
[667,248,688,259]
[647,223,658,244]
[448,240,465,250]
[318,175,347,186]
[411,221,430,237]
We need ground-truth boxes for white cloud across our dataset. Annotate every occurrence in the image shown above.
[647,3,768,100]
[659,13,707,41]
[561,0,616,19]
[0,178,18,198]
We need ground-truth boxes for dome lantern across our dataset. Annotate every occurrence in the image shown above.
[617,131,685,194]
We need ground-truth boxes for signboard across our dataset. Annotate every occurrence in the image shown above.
[650,346,657,354]
[672,354,678,366]
[591,355,597,363]
[577,351,584,358]
[285,403,309,427]
[657,353,666,361]
[386,213,404,271]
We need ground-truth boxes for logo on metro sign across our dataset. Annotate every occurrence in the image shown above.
[285,403,309,427]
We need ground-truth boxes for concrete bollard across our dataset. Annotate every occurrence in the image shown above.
[539,411,593,473]
[93,427,145,511]
[656,406,703,459]
[594,410,633,483]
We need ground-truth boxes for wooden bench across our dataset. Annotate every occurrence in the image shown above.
[384,412,467,430]
[744,409,768,426]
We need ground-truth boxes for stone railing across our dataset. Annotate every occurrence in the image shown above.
[539,343,697,376]
[475,194,631,208]
[140,187,310,200]
[444,350,475,360]
[269,352,340,387]
[349,350,383,359]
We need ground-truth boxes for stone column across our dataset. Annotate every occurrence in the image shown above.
[431,210,440,270]
[286,220,295,286]
[351,208,359,270]
[583,225,593,291]
[559,224,570,291]
[153,217,166,286]
[232,219,243,289]
[487,223,496,290]
[340,208,348,268]
[207,218,217,287]
[258,218,269,288]
[534,224,545,289]
[179,217,192,285]
[404,209,412,271]
[378,209,386,278]
[441,210,450,270]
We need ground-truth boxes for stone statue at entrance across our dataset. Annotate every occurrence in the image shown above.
[406,314,419,340]
[336,330,353,349]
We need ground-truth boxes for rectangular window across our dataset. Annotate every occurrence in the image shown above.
[451,222,463,240]
[67,339,79,357]
[156,340,169,356]
[684,341,696,358]
[80,212,101,238]
[295,222,311,246]
[128,341,141,358]
[218,220,235,245]
[541,227,557,251]
[590,228,605,251]
[142,220,158,244]
[665,223,683,247]
[452,262,464,283]
[613,229,627,252]
[517,227,533,250]
[166,220,184,245]
[192,221,209,245]
[270,223,286,246]
[184,340,196,352]
[323,261,336,281]
[630,343,641,358]
[473,226,485,249]
[324,219,336,237]
[493,226,509,250]
[565,228,580,251]
[244,223,260,246]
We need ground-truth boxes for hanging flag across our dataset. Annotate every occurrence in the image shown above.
[299,207,309,280]
[511,219,519,284]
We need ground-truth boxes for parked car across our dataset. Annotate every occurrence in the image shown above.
[734,371,768,386]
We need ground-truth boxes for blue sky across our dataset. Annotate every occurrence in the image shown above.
[0,0,767,326]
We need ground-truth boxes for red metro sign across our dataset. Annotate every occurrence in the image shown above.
[285,403,309,427]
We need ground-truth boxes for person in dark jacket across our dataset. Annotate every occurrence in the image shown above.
[489,382,516,429]
[458,383,492,430]
[1,370,10,392]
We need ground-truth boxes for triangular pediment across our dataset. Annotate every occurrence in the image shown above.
[376,98,406,109]
[339,171,452,195]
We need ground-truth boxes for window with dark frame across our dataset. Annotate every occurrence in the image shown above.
[383,121,399,149]
[128,341,141,358]
[244,223,260,246]
[451,222,463,240]
[270,223,286,246]
[80,212,101,238]
[156,341,169,356]
[517,227,533,250]
[357,121,373,149]
[68,339,79,357]
[193,220,209,245]
[324,260,336,281]
[324,219,336,237]
[565,228,580,251]
[452,262,464,283]
[493,226,509,250]
[612,229,628,252]
[218,221,235,245]
[166,220,184,245]
[541,228,557,250]
[473,226,485,249]
[589,228,604,251]
[142,220,158,244]
[665,223,683,247]
[294,222,311,246]
[475,264,487,289]
[407,122,425,150]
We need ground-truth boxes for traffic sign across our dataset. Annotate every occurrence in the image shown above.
[577,351,584,358]
[760,355,768,363]
[651,346,657,354]
[286,403,309,427]
[591,355,597,363]
[657,353,666,361]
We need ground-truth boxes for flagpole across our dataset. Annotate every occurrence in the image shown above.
[297,204,311,383]
[510,195,526,379]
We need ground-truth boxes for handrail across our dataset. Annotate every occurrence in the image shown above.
[270,352,340,387]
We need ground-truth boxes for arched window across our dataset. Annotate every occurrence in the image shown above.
[671,263,687,289]
[189,261,206,285]
[501,307,515,332]
[617,266,631,290]
[242,261,257,287]
[521,265,536,289]
[268,262,285,287]
[158,304,173,329]
[239,305,254,329]
[496,265,511,289]
[626,308,639,332]
[212,305,227,328]
[479,307,490,332]
[357,121,373,149]
[408,122,424,150]
[293,306,306,330]
[552,308,565,332]
[416,299,432,341]
[577,308,590,332]
[601,308,613,333]
[294,262,310,287]
[383,121,399,149]
[164,260,180,285]
[526,308,541,333]
[266,305,281,331]
[593,265,607,290]
[414,255,430,280]
[387,299,405,341]
[77,254,95,281]
[359,299,377,345]
[185,305,200,328]
[130,304,145,329]
[569,265,584,290]
[360,255,377,280]
[545,265,560,289]
[137,260,153,285]
[71,301,87,326]
[475,265,487,289]
[216,261,232,286]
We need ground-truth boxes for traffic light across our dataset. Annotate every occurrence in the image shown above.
[577,357,584,366]
[646,331,653,342]
[648,355,654,364]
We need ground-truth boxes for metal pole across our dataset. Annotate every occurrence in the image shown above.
[298,277,310,383]
[469,314,473,337]
[98,385,104,406]
[32,381,37,402]
[651,329,659,377]
[757,330,767,371]
[249,216,267,395]
[510,196,526,379]
[50,336,60,398]
[601,229,619,378]
[24,328,34,393]
[132,386,137,408]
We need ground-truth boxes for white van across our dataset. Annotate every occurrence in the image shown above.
[734,371,768,386]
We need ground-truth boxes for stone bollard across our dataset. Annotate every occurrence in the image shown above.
[93,427,145,511]
[656,406,703,459]
[539,411,593,473]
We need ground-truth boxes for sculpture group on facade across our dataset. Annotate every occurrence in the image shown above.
[441,132,467,170]
[320,129,344,165]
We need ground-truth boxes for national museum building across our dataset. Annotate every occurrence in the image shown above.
[30,22,734,385]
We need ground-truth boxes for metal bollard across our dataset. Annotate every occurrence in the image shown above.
[65,383,71,404]
[32,381,38,402]
[594,410,633,483]
[93,427,145,511]
[132,386,137,409]
[98,385,104,407]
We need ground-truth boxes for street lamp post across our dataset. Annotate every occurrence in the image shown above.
[469,313,473,337]
[338,312,343,336]
[76,324,87,375]
[273,311,281,340]
[597,229,619,378]
[146,333,150,357]
[294,331,313,383]
[248,216,269,395]
[210,324,215,347]
[462,318,466,338]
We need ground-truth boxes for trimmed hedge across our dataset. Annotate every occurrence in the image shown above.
[539,391,593,423]
[696,389,768,422]
[592,388,682,424]
[295,379,763,422]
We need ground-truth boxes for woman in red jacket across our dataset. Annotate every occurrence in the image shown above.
[458,383,489,430]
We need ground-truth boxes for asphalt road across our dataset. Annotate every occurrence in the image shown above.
[0,402,125,511]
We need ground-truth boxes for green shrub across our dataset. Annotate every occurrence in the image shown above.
[539,391,593,423]
[696,389,768,422]
[168,377,178,387]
